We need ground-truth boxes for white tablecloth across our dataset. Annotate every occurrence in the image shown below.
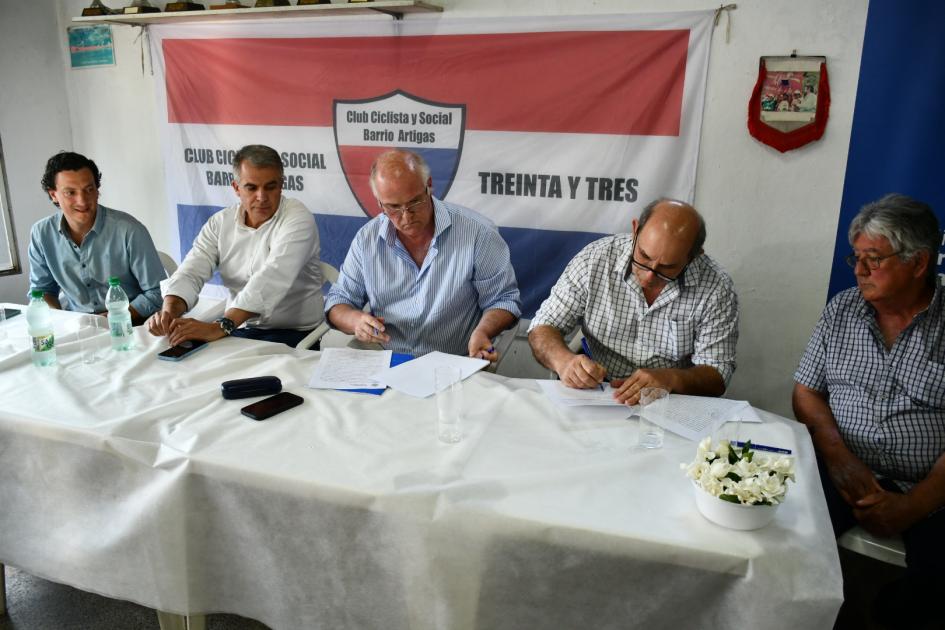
[0,306,843,629]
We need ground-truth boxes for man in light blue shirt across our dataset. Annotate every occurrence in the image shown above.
[29,152,165,323]
[325,149,521,359]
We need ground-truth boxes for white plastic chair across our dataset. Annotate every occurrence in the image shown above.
[837,526,907,568]
[157,250,178,276]
[296,261,340,350]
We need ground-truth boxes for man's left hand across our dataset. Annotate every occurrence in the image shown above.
[167,317,227,346]
[468,329,497,362]
[611,368,676,405]
[853,490,924,537]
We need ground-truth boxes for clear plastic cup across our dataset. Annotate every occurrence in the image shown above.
[638,387,669,449]
[435,366,463,444]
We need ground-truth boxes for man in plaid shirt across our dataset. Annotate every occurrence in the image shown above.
[793,194,944,625]
[528,198,738,406]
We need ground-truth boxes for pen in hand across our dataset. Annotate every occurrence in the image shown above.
[580,337,605,391]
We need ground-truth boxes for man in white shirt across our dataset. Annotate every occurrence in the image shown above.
[147,144,324,347]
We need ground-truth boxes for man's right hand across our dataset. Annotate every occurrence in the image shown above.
[825,450,883,505]
[147,310,178,337]
[352,312,391,345]
[557,354,607,389]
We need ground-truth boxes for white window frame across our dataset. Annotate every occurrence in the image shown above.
[0,134,20,276]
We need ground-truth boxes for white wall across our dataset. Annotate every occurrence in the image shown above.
[0,0,74,303]
[4,0,869,417]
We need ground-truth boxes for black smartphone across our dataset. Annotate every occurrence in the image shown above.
[157,340,208,361]
[240,392,304,421]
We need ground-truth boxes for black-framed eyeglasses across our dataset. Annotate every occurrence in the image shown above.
[379,189,430,218]
[844,251,901,270]
[630,237,687,283]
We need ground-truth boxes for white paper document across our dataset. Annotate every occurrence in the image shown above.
[308,348,393,390]
[536,379,626,407]
[642,395,761,441]
[371,351,488,398]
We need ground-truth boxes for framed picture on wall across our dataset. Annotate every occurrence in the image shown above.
[68,25,115,68]
[748,55,830,153]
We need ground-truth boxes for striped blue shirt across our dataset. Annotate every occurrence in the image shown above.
[325,198,521,356]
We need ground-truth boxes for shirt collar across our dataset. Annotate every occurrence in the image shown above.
[853,282,943,321]
[237,197,284,228]
[58,203,104,236]
[916,283,943,321]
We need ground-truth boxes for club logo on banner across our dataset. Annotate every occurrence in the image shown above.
[334,90,466,217]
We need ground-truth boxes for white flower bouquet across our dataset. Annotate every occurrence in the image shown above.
[682,437,795,506]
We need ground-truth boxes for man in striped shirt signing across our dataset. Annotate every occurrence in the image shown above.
[325,150,521,360]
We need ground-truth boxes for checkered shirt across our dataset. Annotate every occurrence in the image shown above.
[794,285,945,491]
[528,234,739,385]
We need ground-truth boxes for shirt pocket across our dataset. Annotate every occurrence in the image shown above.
[655,316,696,362]
[905,361,945,408]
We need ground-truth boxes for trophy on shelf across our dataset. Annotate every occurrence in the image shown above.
[122,0,161,13]
[165,2,206,10]
[298,0,333,5]
[209,1,250,8]
[254,0,292,6]
[81,0,116,16]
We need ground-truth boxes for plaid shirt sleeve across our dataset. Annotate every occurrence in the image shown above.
[691,277,739,386]
[528,243,592,335]
[794,302,833,393]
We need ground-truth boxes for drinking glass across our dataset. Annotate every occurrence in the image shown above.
[435,366,463,444]
[638,387,669,449]
[78,314,105,364]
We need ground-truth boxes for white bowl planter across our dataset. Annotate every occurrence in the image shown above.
[693,482,779,530]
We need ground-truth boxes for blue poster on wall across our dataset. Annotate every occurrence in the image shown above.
[829,0,945,299]
[68,25,115,68]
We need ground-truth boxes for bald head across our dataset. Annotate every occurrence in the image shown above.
[636,199,706,261]
[369,149,431,197]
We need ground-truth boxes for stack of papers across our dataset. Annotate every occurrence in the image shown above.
[533,379,762,442]
[643,395,761,441]
[371,351,489,398]
[308,348,392,391]
[536,380,625,407]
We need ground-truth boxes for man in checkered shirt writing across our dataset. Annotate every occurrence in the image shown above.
[793,194,944,625]
[527,198,739,406]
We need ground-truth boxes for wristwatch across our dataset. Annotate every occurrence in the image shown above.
[215,317,236,336]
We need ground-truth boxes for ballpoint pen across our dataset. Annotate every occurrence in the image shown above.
[731,441,792,455]
[580,337,605,391]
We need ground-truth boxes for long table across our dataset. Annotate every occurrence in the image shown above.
[0,306,843,629]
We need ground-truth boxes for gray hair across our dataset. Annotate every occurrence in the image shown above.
[368,150,431,197]
[637,197,707,261]
[232,144,284,182]
[848,193,940,283]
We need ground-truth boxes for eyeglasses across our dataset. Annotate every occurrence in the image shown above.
[844,251,901,270]
[379,190,429,218]
[630,238,686,283]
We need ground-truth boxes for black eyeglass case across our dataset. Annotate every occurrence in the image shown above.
[221,376,283,400]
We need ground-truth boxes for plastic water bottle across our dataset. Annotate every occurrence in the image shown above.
[106,277,134,351]
[27,289,57,367]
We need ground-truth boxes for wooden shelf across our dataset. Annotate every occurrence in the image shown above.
[71,1,442,25]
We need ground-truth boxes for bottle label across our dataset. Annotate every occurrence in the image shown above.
[110,320,133,337]
[32,333,54,352]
